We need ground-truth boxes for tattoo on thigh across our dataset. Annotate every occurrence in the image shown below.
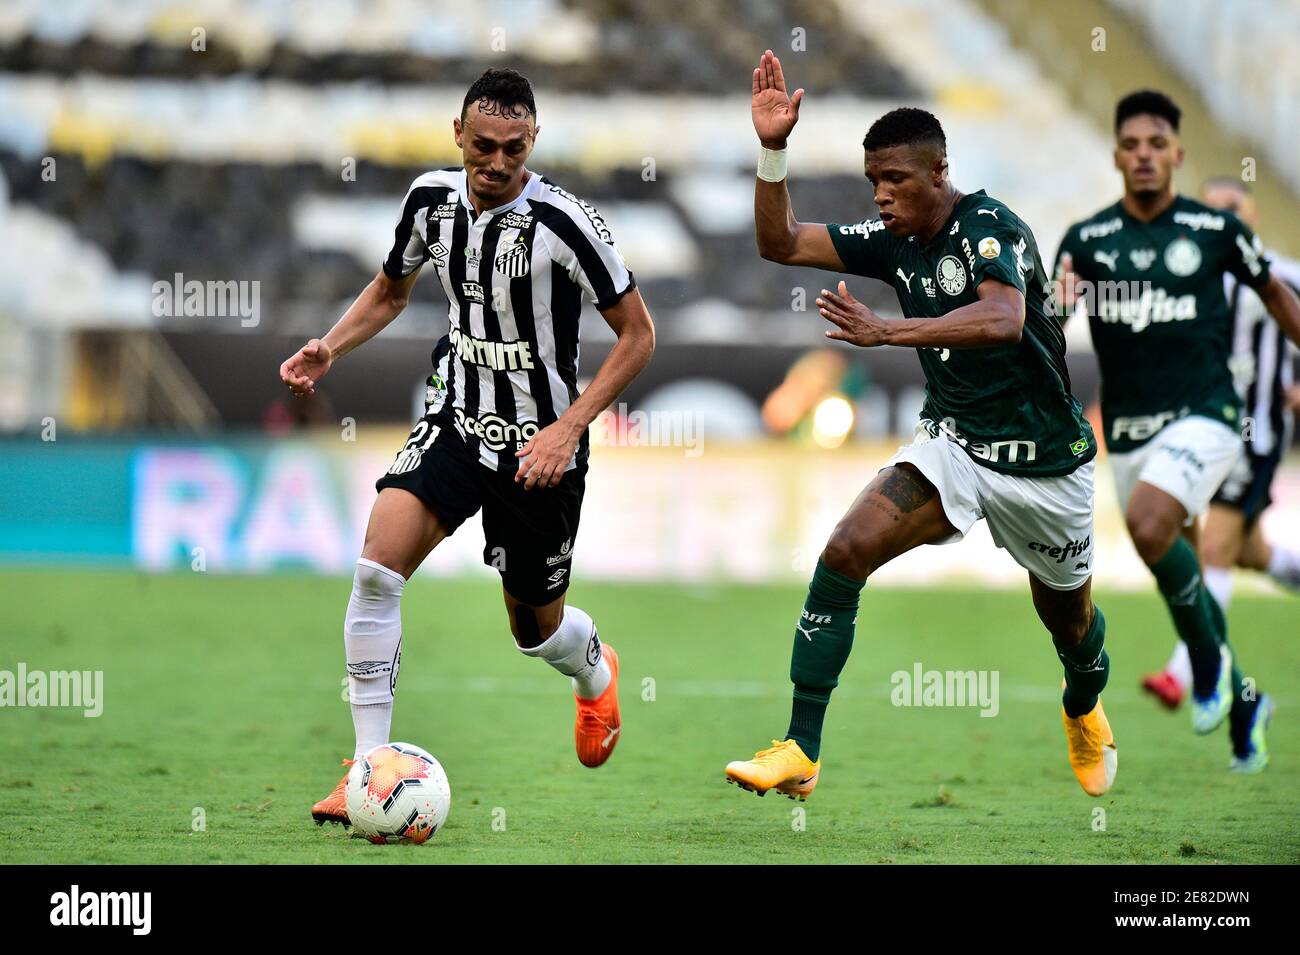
[866,498,900,523]
[876,467,936,514]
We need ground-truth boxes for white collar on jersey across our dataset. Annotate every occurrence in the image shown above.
[458,168,540,218]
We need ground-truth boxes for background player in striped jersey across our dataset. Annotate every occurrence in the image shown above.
[1143,177,1300,709]
[278,69,656,825]
[1056,91,1300,771]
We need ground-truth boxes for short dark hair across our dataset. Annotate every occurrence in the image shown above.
[862,107,946,155]
[1115,90,1180,134]
[461,68,536,120]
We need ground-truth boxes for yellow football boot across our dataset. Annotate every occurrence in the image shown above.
[1062,692,1117,796]
[725,739,821,800]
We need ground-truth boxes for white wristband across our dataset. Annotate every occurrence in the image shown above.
[757,146,788,183]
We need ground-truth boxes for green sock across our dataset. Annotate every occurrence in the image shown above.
[786,560,864,762]
[1054,605,1109,718]
[1202,574,1259,722]
[1149,537,1222,696]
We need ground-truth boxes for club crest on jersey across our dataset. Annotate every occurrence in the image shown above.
[495,239,530,277]
[1164,237,1202,277]
[1129,248,1156,271]
[978,237,1001,259]
[936,255,967,295]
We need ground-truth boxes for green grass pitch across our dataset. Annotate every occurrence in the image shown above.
[1,569,1296,864]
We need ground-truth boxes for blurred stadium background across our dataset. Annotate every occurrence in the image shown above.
[2,0,1298,592]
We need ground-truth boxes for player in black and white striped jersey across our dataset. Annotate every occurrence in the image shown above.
[1144,178,1300,708]
[383,160,636,474]
[280,69,655,824]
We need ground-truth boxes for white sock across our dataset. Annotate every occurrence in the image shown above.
[1166,641,1193,692]
[345,558,405,759]
[1204,565,1234,612]
[1266,544,1300,592]
[517,605,611,699]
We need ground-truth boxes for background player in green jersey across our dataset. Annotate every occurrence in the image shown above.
[1143,178,1300,711]
[725,51,1114,801]
[1056,91,1300,772]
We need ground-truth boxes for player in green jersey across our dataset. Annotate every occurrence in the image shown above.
[725,51,1114,801]
[1055,91,1300,772]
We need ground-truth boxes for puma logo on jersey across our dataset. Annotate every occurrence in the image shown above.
[977,208,999,219]
[896,268,915,292]
[797,623,820,640]
[1093,249,1118,271]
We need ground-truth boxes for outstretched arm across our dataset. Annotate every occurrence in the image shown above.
[279,267,422,397]
[819,278,1025,348]
[751,49,844,270]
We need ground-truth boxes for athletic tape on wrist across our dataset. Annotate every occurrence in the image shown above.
[757,146,788,183]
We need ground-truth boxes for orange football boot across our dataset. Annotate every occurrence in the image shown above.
[575,645,620,767]
[311,758,354,826]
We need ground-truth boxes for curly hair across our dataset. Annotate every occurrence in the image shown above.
[461,68,536,120]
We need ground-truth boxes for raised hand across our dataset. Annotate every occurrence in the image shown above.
[819,281,891,347]
[279,338,333,397]
[752,49,804,148]
[1054,253,1082,314]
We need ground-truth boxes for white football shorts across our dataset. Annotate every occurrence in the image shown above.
[1108,415,1243,521]
[887,422,1096,591]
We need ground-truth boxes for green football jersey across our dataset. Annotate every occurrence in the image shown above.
[829,190,1095,477]
[1055,194,1272,453]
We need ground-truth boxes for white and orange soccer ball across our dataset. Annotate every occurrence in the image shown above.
[345,742,451,845]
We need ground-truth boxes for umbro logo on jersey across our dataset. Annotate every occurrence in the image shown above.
[548,568,569,588]
[896,268,915,292]
[495,240,530,277]
[427,241,449,267]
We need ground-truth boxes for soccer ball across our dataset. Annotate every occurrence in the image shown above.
[345,742,451,845]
